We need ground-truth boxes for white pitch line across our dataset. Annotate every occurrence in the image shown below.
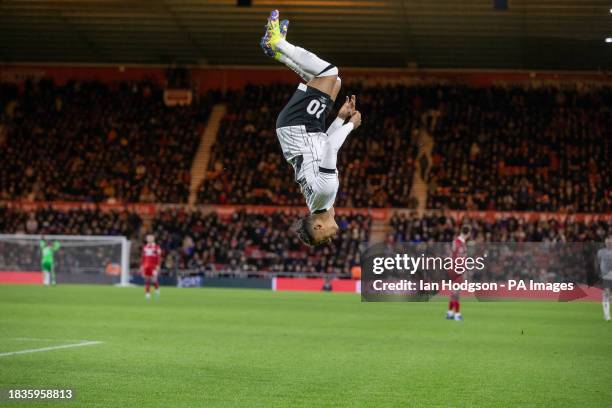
[13,337,90,342]
[0,340,103,358]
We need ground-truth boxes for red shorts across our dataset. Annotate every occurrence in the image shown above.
[142,267,156,277]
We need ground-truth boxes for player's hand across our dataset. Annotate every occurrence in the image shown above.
[349,110,361,129]
[338,95,356,120]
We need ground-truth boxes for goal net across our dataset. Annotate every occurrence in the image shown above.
[0,234,131,285]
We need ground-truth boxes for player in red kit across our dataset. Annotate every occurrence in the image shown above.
[446,225,471,321]
[141,234,162,299]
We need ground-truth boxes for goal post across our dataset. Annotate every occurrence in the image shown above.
[0,234,131,286]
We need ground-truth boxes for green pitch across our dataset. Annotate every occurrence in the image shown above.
[0,285,610,407]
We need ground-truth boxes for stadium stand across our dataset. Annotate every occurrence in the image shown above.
[152,208,371,275]
[0,80,212,203]
[1,75,609,279]
[389,211,611,243]
[197,81,609,212]
[3,204,608,279]
[3,78,608,212]
[197,83,420,208]
[197,84,301,205]
[0,205,142,237]
[389,211,611,284]
[0,205,371,276]
[0,205,142,275]
[426,84,611,212]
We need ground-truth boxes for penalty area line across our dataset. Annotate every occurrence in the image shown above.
[0,340,103,358]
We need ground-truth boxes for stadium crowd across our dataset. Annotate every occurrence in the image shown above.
[388,211,611,284]
[198,81,609,213]
[426,84,611,213]
[0,205,142,274]
[3,78,608,213]
[152,208,371,275]
[0,206,142,237]
[197,83,419,208]
[0,206,371,276]
[0,80,211,203]
[389,212,610,243]
[1,205,609,280]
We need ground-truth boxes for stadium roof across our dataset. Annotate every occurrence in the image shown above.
[1,0,611,70]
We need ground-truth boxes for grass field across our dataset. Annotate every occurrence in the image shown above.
[0,285,611,407]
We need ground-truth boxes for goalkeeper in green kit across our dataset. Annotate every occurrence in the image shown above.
[40,239,60,286]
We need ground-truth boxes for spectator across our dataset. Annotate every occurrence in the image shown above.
[0,79,213,203]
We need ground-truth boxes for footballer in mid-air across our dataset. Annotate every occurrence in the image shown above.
[260,9,361,246]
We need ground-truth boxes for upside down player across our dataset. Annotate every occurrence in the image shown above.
[141,234,161,299]
[260,10,362,246]
[446,225,471,321]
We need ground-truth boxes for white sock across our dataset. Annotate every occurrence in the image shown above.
[447,310,454,316]
[278,54,314,82]
[275,39,336,77]
[604,292,610,320]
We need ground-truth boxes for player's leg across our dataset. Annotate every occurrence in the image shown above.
[50,263,56,286]
[154,274,160,298]
[279,55,315,82]
[327,77,342,102]
[41,262,52,286]
[263,23,341,100]
[275,21,316,83]
[603,287,610,321]
[453,290,462,320]
[42,264,50,286]
[261,19,315,82]
[144,275,151,299]
[265,10,338,97]
[307,76,339,101]
[446,297,455,319]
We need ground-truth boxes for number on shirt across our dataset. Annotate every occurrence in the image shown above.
[306,99,326,119]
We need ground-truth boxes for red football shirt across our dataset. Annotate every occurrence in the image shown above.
[451,235,467,260]
[450,235,467,281]
[141,243,162,269]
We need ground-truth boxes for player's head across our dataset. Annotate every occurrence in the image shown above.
[146,234,155,244]
[293,210,338,247]
[460,225,471,238]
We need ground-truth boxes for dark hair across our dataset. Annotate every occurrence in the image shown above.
[292,216,333,247]
[293,217,315,246]
[461,225,471,236]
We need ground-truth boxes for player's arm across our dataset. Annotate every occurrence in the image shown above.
[52,241,61,252]
[326,95,356,134]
